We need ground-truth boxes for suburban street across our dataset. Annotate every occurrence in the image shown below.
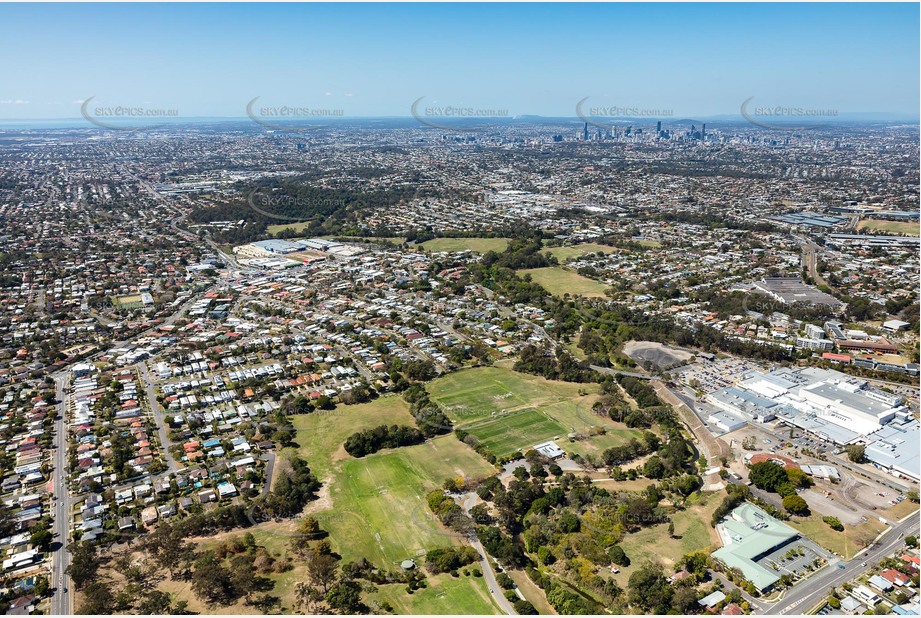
[458,492,517,615]
[137,362,181,474]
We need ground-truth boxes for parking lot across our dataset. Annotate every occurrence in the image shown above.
[758,537,833,580]
[675,356,767,394]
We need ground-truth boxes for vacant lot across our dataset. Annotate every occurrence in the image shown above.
[291,397,493,567]
[612,490,722,587]
[788,516,887,560]
[519,267,609,298]
[266,221,311,235]
[623,340,695,370]
[545,243,617,263]
[421,237,510,253]
[291,395,415,479]
[427,366,643,459]
[856,219,919,236]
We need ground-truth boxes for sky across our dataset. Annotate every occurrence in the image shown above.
[0,2,918,121]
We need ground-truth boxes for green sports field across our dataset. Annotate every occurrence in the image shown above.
[518,266,609,298]
[544,243,617,263]
[427,366,645,459]
[460,408,567,457]
[366,572,502,614]
[421,237,510,253]
[320,437,494,566]
[856,219,919,236]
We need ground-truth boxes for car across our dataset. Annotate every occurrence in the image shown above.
[861,562,867,567]
[837,564,846,569]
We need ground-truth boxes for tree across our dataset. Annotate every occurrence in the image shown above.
[671,585,700,613]
[514,599,538,614]
[33,576,50,598]
[627,563,673,613]
[191,553,233,604]
[294,582,324,613]
[325,579,365,614]
[77,582,113,614]
[229,554,258,600]
[306,551,339,593]
[66,541,99,590]
[748,461,788,493]
[783,494,809,515]
[905,535,918,549]
[138,590,174,614]
[608,545,630,567]
[643,456,665,479]
[845,444,866,463]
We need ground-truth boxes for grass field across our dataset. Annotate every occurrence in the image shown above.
[323,235,407,245]
[266,221,311,235]
[637,239,662,248]
[788,516,887,560]
[366,572,502,614]
[426,366,643,459]
[856,219,920,236]
[519,267,609,298]
[544,243,617,263]
[291,395,416,480]
[291,396,493,567]
[323,437,494,566]
[460,408,567,457]
[421,237,510,253]
[612,490,722,587]
[287,395,496,609]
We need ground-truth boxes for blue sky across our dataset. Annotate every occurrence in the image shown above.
[0,3,918,120]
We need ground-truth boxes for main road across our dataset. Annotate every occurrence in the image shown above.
[763,515,920,615]
[50,372,72,616]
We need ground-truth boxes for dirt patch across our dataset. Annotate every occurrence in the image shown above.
[623,340,695,370]
[802,489,864,525]
[302,481,333,515]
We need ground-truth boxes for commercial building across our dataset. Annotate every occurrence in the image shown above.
[712,503,800,592]
[705,366,918,481]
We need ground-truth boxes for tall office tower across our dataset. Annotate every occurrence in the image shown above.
[583,122,589,141]
[702,123,706,139]
[656,120,661,133]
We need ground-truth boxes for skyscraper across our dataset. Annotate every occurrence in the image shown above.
[583,122,589,141]
[702,124,706,140]
[656,120,662,133]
